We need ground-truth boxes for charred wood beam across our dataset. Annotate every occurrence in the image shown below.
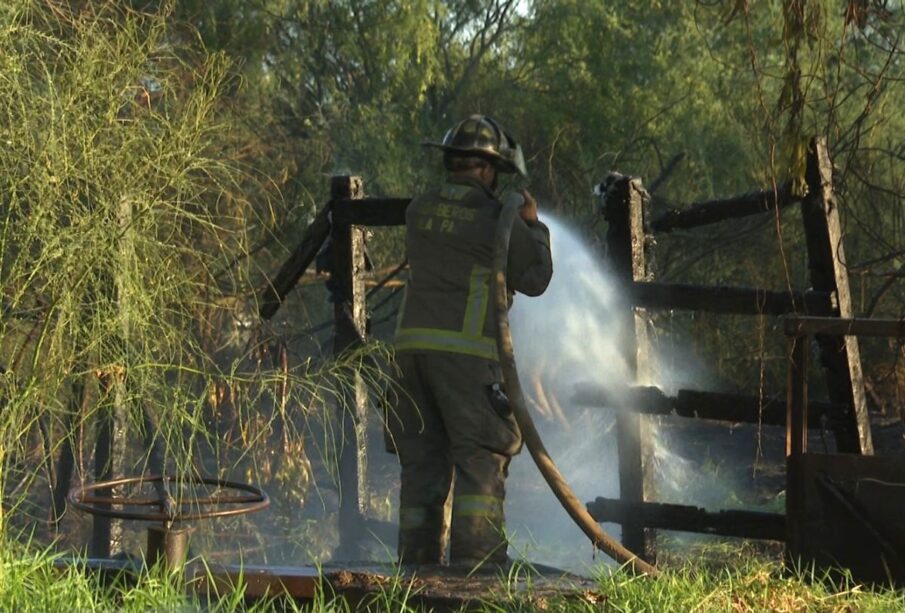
[260,198,410,319]
[631,282,834,316]
[52,377,84,526]
[649,182,797,233]
[801,137,872,454]
[259,204,332,319]
[572,384,853,431]
[331,198,410,226]
[604,175,656,561]
[587,497,786,541]
[330,176,370,560]
[784,316,905,339]
[674,389,848,431]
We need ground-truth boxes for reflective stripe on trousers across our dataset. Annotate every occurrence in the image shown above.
[453,494,503,520]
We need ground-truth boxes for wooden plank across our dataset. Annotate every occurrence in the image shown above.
[586,497,785,541]
[631,282,833,316]
[604,176,656,562]
[787,453,905,584]
[784,316,905,339]
[800,137,873,454]
[572,384,852,431]
[572,384,673,414]
[649,182,797,233]
[91,400,114,559]
[329,176,370,559]
[193,564,320,599]
[259,204,332,319]
[784,336,808,562]
[676,389,845,430]
[331,198,410,226]
[786,337,809,459]
[52,377,84,526]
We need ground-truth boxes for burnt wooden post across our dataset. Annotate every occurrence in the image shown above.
[91,195,136,557]
[330,175,370,557]
[786,335,809,460]
[800,137,873,455]
[604,175,655,561]
[52,377,84,526]
[785,331,809,562]
[91,401,114,558]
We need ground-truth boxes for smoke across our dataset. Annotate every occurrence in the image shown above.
[504,213,632,573]
[503,213,726,573]
[503,213,784,574]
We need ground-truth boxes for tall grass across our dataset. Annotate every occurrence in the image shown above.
[2,538,904,611]
[0,0,392,555]
[594,560,905,612]
[0,539,293,612]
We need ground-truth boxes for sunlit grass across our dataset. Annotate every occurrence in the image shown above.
[2,538,904,612]
[594,560,905,613]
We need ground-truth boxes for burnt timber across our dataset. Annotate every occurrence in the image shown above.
[259,203,332,319]
[587,498,785,541]
[649,182,797,233]
[331,197,410,226]
[784,316,905,338]
[630,282,834,316]
[56,559,602,610]
[604,175,657,561]
[590,138,875,552]
[330,176,370,559]
[572,384,853,432]
[799,137,873,454]
[259,197,410,319]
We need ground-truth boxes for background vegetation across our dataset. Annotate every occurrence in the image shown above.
[164,0,905,396]
[0,0,903,607]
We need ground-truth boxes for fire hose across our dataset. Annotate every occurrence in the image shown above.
[492,200,659,577]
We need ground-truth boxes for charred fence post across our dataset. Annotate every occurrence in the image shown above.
[330,176,370,558]
[91,195,137,558]
[52,376,85,527]
[91,398,114,558]
[782,316,905,583]
[604,174,656,562]
[800,137,873,455]
[785,330,809,559]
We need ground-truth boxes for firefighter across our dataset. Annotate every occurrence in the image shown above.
[389,115,553,568]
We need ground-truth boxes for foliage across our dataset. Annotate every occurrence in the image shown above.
[0,0,394,552]
[169,0,904,346]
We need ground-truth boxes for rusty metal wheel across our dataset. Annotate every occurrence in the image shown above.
[68,474,269,522]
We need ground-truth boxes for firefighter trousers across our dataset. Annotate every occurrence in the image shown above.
[387,352,522,566]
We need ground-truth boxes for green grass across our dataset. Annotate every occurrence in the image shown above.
[3,540,904,612]
[595,563,904,613]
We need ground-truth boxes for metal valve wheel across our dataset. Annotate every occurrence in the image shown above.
[68,474,269,522]
[68,474,269,568]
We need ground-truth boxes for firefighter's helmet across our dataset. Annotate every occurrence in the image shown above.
[424,115,527,177]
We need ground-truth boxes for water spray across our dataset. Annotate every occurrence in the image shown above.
[492,200,659,577]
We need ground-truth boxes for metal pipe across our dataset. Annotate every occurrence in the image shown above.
[146,523,192,570]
